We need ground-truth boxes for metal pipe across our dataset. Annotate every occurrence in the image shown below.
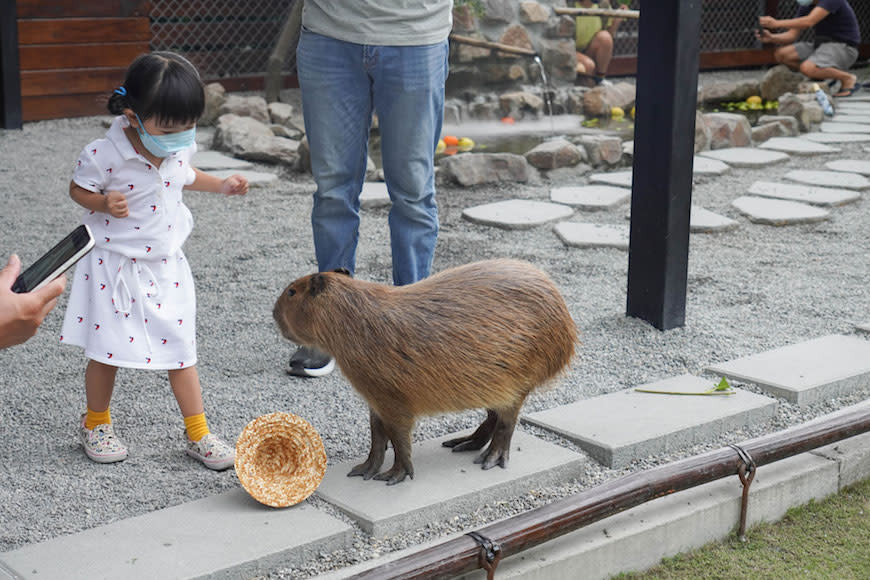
[448,33,538,57]
[349,405,870,579]
[554,7,640,20]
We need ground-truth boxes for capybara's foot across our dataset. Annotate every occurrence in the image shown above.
[442,433,488,452]
[373,464,414,486]
[474,445,509,470]
[348,460,382,480]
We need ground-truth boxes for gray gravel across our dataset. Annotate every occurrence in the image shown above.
[1,72,869,578]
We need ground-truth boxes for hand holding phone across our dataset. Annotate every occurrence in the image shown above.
[0,255,67,349]
[12,225,95,293]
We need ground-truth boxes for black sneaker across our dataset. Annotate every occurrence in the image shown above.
[288,345,335,377]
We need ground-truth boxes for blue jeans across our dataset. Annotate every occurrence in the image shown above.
[296,29,448,286]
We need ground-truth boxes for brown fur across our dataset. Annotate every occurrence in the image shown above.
[273,259,578,484]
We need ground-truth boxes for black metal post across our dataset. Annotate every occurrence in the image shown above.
[626,0,702,330]
[0,0,22,129]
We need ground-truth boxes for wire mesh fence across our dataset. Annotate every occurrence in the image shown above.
[149,1,865,81]
[149,0,298,81]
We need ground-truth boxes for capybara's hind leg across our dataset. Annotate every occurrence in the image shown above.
[373,415,415,486]
[474,404,522,470]
[442,409,498,452]
[348,409,389,479]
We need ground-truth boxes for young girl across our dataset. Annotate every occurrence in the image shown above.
[60,52,248,470]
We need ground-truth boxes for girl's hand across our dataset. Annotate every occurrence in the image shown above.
[105,191,129,218]
[221,175,249,196]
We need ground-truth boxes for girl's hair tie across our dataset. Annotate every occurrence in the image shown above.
[114,86,127,96]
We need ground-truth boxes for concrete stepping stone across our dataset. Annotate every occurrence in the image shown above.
[209,169,278,186]
[589,171,633,188]
[360,181,391,209]
[731,196,829,225]
[825,159,870,176]
[698,147,789,168]
[707,334,870,406]
[523,374,777,469]
[626,205,739,233]
[758,137,840,154]
[802,132,870,144]
[836,102,870,112]
[857,322,870,333]
[692,156,730,175]
[826,115,870,124]
[550,185,630,210]
[0,489,352,580]
[688,205,739,232]
[836,93,870,102]
[462,199,573,229]
[784,169,870,190]
[315,430,585,536]
[747,181,860,206]
[192,150,254,170]
[554,222,629,249]
[820,122,870,134]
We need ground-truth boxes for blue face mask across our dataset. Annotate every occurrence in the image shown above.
[134,114,196,158]
[795,0,813,6]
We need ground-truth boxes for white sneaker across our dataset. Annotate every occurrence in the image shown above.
[187,433,235,471]
[79,414,128,463]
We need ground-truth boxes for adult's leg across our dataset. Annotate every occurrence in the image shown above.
[584,30,615,76]
[296,30,373,273]
[371,40,448,286]
[801,44,858,96]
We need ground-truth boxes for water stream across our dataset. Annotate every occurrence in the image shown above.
[533,55,555,137]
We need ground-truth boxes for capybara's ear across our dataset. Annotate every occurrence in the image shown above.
[309,273,328,297]
[333,267,352,277]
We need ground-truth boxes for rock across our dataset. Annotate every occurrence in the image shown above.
[703,112,752,149]
[267,102,295,126]
[752,122,792,143]
[213,114,299,166]
[499,91,545,118]
[498,25,535,58]
[438,152,530,186]
[578,135,622,166]
[757,115,800,136]
[452,3,477,32]
[525,138,585,169]
[697,80,761,104]
[582,82,636,117]
[481,0,514,23]
[201,83,227,126]
[218,94,270,124]
[778,92,823,132]
[695,109,711,152]
[545,15,575,38]
[519,2,549,23]
[760,64,803,101]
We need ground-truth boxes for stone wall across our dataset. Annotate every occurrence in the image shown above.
[448,0,577,95]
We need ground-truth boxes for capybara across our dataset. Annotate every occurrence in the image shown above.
[273,259,577,485]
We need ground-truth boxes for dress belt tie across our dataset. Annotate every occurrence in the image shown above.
[111,257,160,353]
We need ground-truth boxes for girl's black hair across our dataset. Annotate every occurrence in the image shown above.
[107,51,205,125]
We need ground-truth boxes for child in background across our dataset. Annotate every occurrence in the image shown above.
[574,0,629,86]
[60,51,248,470]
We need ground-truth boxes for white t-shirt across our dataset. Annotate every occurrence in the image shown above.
[302,0,453,46]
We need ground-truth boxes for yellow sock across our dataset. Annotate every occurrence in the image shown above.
[85,407,111,430]
[184,413,210,442]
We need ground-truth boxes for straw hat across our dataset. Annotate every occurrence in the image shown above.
[235,412,327,508]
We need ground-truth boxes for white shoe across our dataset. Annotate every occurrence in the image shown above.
[187,433,235,471]
[79,414,128,463]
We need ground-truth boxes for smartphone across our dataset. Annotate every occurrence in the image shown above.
[11,224,95,293]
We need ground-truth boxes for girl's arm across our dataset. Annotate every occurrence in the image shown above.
[186,168,249,196]
[69,181,129,218]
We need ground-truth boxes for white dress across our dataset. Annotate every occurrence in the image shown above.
[60,116,198,370]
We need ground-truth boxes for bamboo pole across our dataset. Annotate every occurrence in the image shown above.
[554,6,640,19]
[448,33,538,57]
[349,405,870,579]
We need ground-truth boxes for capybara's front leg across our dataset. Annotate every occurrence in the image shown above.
[442,409,498,452]
[373,415,415,485]
[474,404,522,470]
[348,409,389,479]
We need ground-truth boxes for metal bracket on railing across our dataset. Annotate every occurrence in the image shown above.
[729,443,757,542]
[466,531,502,580]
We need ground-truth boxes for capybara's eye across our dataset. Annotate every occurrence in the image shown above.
[287,288,296,297]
